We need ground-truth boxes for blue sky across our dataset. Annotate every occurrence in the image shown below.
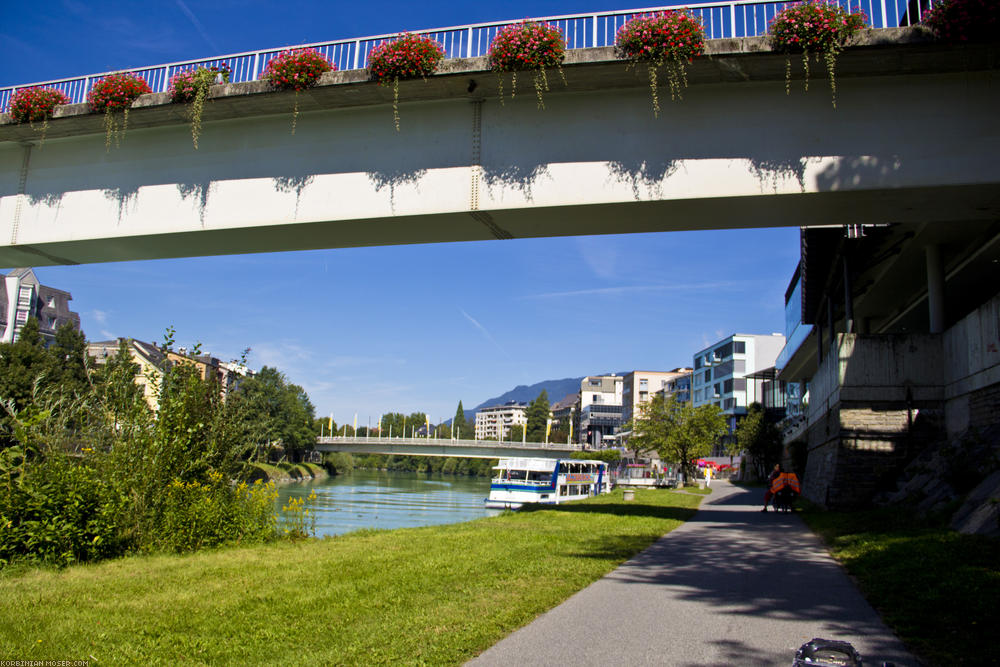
[1,1,799,425]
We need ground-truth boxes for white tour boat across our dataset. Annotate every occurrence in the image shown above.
[484,457,611,509]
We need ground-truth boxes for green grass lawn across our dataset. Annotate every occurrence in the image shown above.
[0,488,701,665]
[801,507,1000,666]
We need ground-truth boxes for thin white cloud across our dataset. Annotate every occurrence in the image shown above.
[460,308,508,358]
[174,0,221,53]
[249,340,312,370]
[90,309,108,325]
[100,329,115,339]
[576,237,620,280]
[525,281,742,300]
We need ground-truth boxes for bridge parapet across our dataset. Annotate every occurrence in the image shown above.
[0,0,939,113]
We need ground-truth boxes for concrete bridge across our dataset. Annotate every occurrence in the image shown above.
[1,29,997,267]
[315,436,582,460]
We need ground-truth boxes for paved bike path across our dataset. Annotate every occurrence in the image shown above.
[467,481,916,666]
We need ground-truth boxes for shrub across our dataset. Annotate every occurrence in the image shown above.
[488,21,567,108]
[86,72,152,149]
[263,48,334,134]
[615,11,706,117]
[768,1,867,108]
[922,0,999,42]
[158,474,278,552]
[168,64,231,149]
[0,453,123,568]
[368,33,446,131]
[8,87,70,144]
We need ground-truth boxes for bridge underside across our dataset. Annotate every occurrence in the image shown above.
[2,35,998,266]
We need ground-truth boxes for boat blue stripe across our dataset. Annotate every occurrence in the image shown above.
[489,484,555,492]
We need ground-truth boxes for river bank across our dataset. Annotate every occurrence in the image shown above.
[0,488,702,664]
[248,461,328,484]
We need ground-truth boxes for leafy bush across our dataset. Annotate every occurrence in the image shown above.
[158,474,277,552]
[263,48,334,134]
[0,453,122,568]
[86,72,152,149]
[615,11,706,116]
[768,1,867,107]
[367,33,446,130]
[922,0,999,42]
[0,332,285,569]
[168,64,231,149]
[488,21,566,108]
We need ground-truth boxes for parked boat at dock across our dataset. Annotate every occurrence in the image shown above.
[484,457,610,509]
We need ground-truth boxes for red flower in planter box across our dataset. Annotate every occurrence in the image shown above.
[8,86,70,145]
[615,10,706,117]
[368,33,446,131]
[86,72,152,149]
[769,1,867,108]
[922,0,999,42]
[488,21,566,108]
[262,49,335,134]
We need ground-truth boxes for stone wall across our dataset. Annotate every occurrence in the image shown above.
[801,292,1000,510]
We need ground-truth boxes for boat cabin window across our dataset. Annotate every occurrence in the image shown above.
[508,470,527,481]
[527,471,550,482]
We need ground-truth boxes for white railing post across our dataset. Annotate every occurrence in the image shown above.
[592,14,598,47]
[879,0,888,29]
[353,39,361,70]
[730,1,737,38]
[161,65,169,93]
[251,52,259,82]
[466,27,473,58]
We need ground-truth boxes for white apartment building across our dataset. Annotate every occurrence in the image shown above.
[474,401,528,441]
[622,368,693,424]
[578,375,624,448]
[691,333,786,431]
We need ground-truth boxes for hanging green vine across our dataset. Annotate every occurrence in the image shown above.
[614,10,706,118]
[768,1,868,109]
[168,64,231,149]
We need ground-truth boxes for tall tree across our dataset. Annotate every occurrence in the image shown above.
[627,394,727,479]
[735,402,783,479]
[525,390,550,442]
[230,366,316,462]
[452,401,468,438]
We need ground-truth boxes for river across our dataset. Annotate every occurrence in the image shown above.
[274,469,502,537]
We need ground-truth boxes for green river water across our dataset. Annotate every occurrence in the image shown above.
[274,469,503,537]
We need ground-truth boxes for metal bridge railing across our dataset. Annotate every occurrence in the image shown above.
[0,0,936,113]
[317,436,582,451]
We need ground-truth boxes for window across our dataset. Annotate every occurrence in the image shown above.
[639,391,648,401]
[734,378,746,391]
[703,370,711,383]
[723,379,733,394]
[715,342,733,359]
[734,341,746,354]
[713,384,721,397]
[694,357,703,370]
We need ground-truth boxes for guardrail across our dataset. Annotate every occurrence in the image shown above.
[0,0,932,113]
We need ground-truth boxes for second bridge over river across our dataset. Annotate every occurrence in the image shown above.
[316,436,583,460]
